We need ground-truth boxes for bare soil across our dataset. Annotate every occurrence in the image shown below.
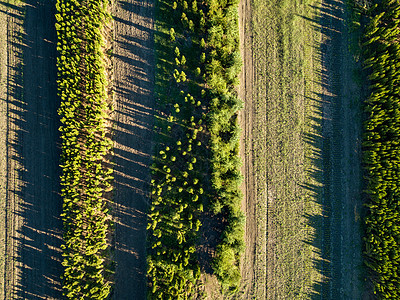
[1,0,63,299]
[238,0,261,298]
[111,0,155,298]
[0,2,9,297]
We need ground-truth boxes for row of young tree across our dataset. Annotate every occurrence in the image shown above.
[55,0,113,299]
[148,0,244,297]
[147,0,209,297]
[362,0,400,298]
[203,0,244,291]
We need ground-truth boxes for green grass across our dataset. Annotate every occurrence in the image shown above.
[250,0,324,297]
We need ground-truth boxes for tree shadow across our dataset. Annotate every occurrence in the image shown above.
[299,0,369,298]
[110,0,155,299]
[2,0,63,299]
[299,0,343,295]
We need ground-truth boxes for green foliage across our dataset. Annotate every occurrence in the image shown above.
[213,245,241,289]
[55,0,112,299]
[169,28,176,41]
[362,1,400,298]
[149,0,244,295]
[203,0,244,290]
[148,0,209,297]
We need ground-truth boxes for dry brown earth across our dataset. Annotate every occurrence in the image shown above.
[238,0,260,297]
[1,0,63,299]
[111,0,155,298]
[0,3,9,297]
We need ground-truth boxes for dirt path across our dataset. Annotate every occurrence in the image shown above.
[111,0,155,298]
[1,0,63,299]
[238,0,264,298]
[0,2,10,297]
[319,0,366,298]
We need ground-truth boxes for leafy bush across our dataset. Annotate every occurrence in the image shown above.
[203,0,244,290]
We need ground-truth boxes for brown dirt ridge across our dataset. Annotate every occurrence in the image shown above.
[1,0,63,299]
[111,0,155,299]
[238,0,260,297]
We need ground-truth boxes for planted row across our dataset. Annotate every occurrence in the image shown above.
[148,0,209,297]
[55,0,113,299]
[362,0,400,298]
[149,0,244,296]
[203,0,244,291]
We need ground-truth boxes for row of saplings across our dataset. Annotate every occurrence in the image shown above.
[203,0,245,291]
[55,0,113,299]
[362,0,400,299]
[147,136,205,298]
[147,0,212,297]
[148,0,245,297]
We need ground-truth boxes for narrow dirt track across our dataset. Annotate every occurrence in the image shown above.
[2,0,63,299]
[0,2,10,297]
[238,0,262,297]
[319,0,366,298]
[111,0,155,298]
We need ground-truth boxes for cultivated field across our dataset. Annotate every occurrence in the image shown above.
[0,0,62,299]
[248,0,324,296]
[111,0,155,298]
[0,0,384,298]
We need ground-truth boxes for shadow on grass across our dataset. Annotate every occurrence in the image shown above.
[299,0,367,298]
